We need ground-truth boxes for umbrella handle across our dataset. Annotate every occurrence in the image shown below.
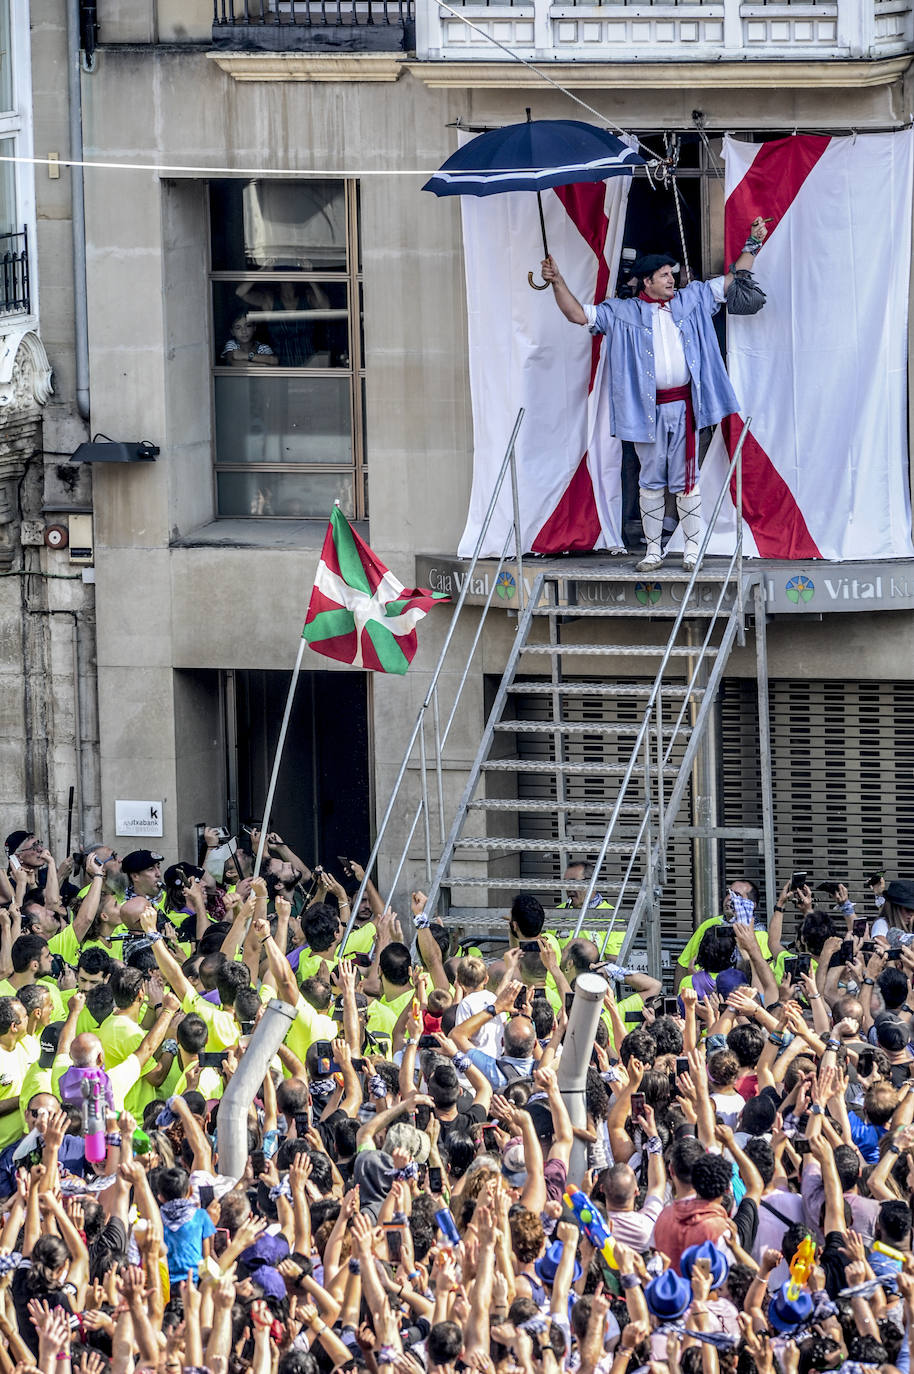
[528,271,549,291]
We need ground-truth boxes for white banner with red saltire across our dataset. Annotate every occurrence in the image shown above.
[695,132,914,561]
[457,165,630,558]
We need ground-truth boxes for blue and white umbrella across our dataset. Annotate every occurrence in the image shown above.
[423,113,643,287]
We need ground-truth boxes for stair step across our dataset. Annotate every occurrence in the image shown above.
[468,798,645,815]
[441,876,625,893]
[454,836,636,854]
[534,605,720,618]
[481,757,679,776]
[521,644,718,657]
[493,720,686,737]
[507,682,706,699]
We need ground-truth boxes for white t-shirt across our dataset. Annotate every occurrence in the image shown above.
[454,989,505,1057]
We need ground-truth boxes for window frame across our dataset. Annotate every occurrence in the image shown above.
[207,178,365,521]
[0,0,37,324]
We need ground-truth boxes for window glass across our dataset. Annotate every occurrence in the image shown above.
[0,4,12,116]
[216,469,355,520]
[0,136,15,238]
[214,375,352,466]
[213,280,350,369]
[210,179,348,273]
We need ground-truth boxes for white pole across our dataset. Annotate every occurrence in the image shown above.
[557,972,608,1186]
[253,637,307,879]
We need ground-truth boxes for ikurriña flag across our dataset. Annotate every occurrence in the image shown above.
[303,506,450,674]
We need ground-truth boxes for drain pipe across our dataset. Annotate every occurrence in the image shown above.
[66,0,90,421]
[556,972,608,1186]
[217,999,297,1180]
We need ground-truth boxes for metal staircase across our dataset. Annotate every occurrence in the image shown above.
[340,411,777,978]
[423,558,775,970]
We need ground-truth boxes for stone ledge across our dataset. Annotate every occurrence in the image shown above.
[206,50,408,80]
[406,54,912,88]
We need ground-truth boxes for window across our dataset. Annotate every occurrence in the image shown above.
[209,178,365,519]
[0,0,36,319]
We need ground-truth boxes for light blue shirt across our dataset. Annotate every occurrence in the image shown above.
[587,279,741,443]
[467,1048,534,1090]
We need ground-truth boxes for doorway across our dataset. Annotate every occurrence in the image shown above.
[224,667,371,869]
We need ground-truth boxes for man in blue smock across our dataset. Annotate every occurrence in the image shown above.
[541,216,768,572]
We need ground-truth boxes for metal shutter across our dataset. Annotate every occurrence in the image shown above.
[720,679,914,910]
[512,678,695,966]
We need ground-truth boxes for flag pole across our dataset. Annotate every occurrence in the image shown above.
[253,637,306,879]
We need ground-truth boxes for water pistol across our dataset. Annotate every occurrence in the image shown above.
[564,1187,617,1271]
[80,1074,106,1164]
[786,1234,816,1299]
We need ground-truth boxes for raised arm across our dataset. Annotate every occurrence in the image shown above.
[541,256,588,326]
[722,217,769,290]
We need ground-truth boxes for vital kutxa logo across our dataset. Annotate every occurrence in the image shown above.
[785,574,815,604]
[635,581,662,606]
[495,571,516,601]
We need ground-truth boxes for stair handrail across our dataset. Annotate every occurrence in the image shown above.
[572,418,753,940]
[338,409,526,952]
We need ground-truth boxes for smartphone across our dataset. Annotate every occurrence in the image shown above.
[482,1127,498,1152]
[417,1034,439,1051]
[853,917,868,938]
[839,940,854,962]
[565,992,575,1015]
[887,949,905,962]
[532,987,548,1001]
[795,954,811,976]
[337,855,354,877]
[428,1165,443,1194]
[514,988,528,1011]
[8,854,21,874]
[663,996,680,1018]
[796,1113,810,1133]
[520,940,540,954]
[816,881,841,897]
[862,940,877,955]
[630,1092,646,1120]
[866,872,885,889]
[198,1050,228,1068]
[790,871,808,892]
[794,1137,811,1155]
[313,1039,334,1075]
[676,1056,689,1078]
[384,1226,403,1263]
[625,1010,645,1025]
[293,1110,311,1136]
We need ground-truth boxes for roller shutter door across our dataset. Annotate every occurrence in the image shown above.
[720,679,914,910]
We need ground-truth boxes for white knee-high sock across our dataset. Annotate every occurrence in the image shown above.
[639,488,665,560]
[676,490,703,561]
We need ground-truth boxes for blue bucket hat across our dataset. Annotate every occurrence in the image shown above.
[535,1238,582,1285]
[768,1281,813,1333]
[681,1240,730,1291]
[645,1269,692,1321]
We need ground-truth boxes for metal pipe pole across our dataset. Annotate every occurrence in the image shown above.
[754,582,777,915]
[254,638,306,879]
[217,999,297,1180]
[66,0,90,420]
[509,443,525,614]
[556,972,607,1186]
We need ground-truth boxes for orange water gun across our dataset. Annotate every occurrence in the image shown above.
[787,1234,816,1299]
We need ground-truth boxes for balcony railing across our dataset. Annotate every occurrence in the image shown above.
[419,0,913,62]
[212,0,415,49]
[0,228,30,318]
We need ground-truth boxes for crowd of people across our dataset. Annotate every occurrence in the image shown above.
[1,824,914,1374]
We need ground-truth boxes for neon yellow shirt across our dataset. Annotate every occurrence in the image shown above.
[173,1063,225,1101]
[180,991,240,1053]
[0,1041,36,1148]
[677,917,771,969]
[284,997,337,1065]
[48,924,129,965]
[339,922,376,958]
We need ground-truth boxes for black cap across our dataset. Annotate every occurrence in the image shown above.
[634,253,678,280]
[122,849,164,875]
[885,880,914,910]
[164,862,204,886]
[5,830,30,854]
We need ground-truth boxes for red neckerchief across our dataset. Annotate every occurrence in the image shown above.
[639,290,671,309]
